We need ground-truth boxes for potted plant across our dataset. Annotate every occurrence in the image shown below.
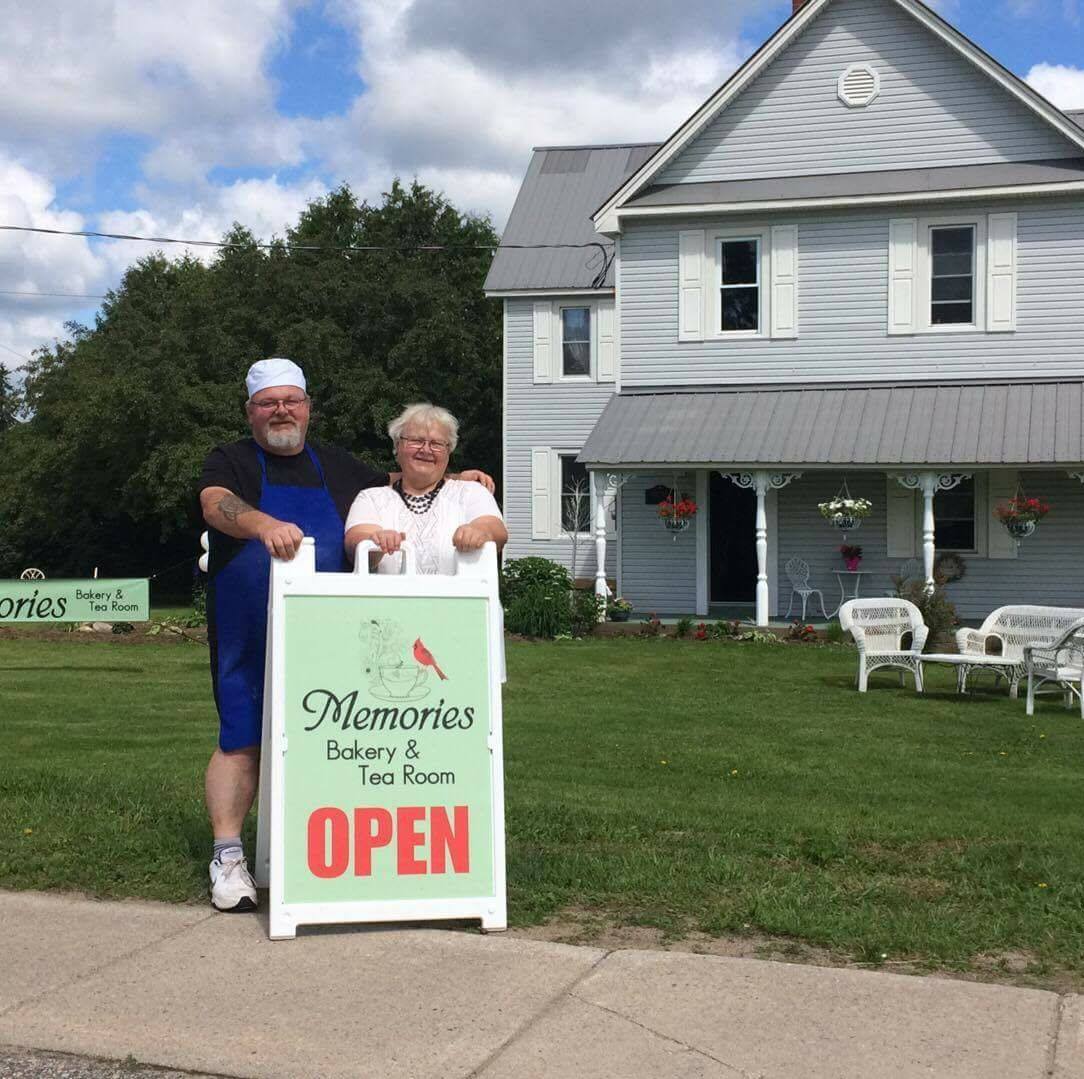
[657,495,698,534]
[993,495,1050,539]
[818,495,873,531]
[607,596,633,622]
[839,544,863,572]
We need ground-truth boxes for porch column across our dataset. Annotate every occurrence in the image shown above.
[891,472,970,594]
[591,471,608,601]
[724,471,802,626]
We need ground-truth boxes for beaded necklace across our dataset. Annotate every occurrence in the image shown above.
[394,478,445,516]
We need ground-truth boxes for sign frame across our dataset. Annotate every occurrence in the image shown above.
[255,537,506,940]
[0,578,149,623]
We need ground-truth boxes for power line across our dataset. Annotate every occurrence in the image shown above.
[0,341,33,364]
[0,222,616,288]
[0,289,108,300]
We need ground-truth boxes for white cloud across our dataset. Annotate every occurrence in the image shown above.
[0,156,111,365]
[1026,62,1084,108]
[319,1,746,230]
[0,0,305,179]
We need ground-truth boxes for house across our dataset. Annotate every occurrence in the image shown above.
[484,0,1084,624]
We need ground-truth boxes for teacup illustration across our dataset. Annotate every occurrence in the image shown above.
[377,663,428,700]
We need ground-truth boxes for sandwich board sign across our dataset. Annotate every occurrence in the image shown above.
[255,537,506,940]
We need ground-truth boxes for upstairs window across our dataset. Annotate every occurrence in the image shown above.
[718,238,760,333]
[930,226,975,326]
[561,307,591,377]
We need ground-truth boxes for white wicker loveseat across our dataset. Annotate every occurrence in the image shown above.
[1025,618,1084,717]
[955,606,1084,698]
[839,599,928,693]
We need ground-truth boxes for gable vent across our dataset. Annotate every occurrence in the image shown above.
[838,64,880,108]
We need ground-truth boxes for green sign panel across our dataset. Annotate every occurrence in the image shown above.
[281,593,494,905]
[0,579,149,623]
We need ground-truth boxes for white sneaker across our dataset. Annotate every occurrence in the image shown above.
[209,855,257,912]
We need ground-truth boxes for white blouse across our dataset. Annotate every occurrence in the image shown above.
[344,479,503,575]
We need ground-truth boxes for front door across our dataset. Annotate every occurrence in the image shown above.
[710,473,756,603]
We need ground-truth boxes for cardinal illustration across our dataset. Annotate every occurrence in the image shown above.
[413,637,448,680]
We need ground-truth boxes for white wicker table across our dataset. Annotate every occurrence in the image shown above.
[919,653,1021,696]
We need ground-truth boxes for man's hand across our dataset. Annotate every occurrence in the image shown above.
[257,519,304,560]
[371,529,407,555]
[452,524,489,551]
[457,469,495,494]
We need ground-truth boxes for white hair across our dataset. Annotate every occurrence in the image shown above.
[388,403,459,452]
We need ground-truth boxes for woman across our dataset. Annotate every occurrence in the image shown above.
[344,403,507,573]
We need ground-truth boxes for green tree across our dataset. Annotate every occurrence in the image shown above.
[0,182,502,583]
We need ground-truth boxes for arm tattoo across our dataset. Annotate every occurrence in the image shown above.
[216,493,257,522]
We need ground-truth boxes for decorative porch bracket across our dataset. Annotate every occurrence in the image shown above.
[889,472,970,595]
[1068,472,1084,484]
[592,471,635,601]
[724,472,802,627]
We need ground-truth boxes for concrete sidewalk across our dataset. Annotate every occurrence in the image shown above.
[1,891,1081,1079]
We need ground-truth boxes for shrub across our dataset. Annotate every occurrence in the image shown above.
[502,557,574,638]
[675,617,694,639]
[894,579,959,652]
[825,621,848,645]
[570,588,603,638]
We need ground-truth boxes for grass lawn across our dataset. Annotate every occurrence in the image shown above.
[2,632,1083,985]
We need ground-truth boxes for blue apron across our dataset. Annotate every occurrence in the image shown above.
[211,445,346,751]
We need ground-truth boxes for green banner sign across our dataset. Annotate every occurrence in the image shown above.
[281,593,494,905]
[0,579,149,623]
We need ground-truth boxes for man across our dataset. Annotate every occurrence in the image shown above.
[198,358,492,912]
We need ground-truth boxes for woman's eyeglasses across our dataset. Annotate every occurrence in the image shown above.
[399,436,451,453]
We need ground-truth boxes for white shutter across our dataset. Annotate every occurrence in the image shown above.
[986,212,1017,333]
[597,298,616,382]
[770,225,798,339]
[987,469,1019,560]
[886,478,917,557]
[531,448,552,540]
[533,301,553,383]
[678,230,705,342]
[887,219,917,335]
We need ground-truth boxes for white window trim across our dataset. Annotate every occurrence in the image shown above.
[556,303,595,383]
[709,227,769,340]
[916,214,987,335]
[554,450,592,539]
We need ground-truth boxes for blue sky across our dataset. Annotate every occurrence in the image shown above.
[0,0,1082,368]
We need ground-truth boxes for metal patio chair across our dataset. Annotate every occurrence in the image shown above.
[784,557,828,621]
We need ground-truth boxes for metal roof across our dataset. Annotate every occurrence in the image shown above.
[578,381,1084,469]
[623,157,1084,210]
[484,144,660,293]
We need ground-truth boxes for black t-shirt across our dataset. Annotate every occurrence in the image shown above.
[198,438,387,574]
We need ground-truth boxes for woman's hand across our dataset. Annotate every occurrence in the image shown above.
[372,529,406,554]
[452,524,488,551]
[456,469,495,493]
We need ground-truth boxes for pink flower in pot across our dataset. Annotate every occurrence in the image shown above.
[840,544,862,572]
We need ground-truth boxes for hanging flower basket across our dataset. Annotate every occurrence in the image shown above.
[818,496,872,531]
[994,495,1049,541]
[658,496,697,537]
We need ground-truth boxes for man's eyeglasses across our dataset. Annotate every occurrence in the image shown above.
[250,396,309,412]
[399,436,451,453]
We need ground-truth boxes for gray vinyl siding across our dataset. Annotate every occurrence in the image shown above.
[618,475,698,614]
[620,198,1084,387]
[775,470,1084,621]
[658,0,1079,185]
[503,298,616,579]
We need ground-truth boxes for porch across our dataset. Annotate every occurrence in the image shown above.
[578,381,1084,626]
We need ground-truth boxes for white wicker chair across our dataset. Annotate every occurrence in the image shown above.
[956,605,1084,698]
[1025,618,1084,718]
[840,598,928,693]
[784,557,828,621]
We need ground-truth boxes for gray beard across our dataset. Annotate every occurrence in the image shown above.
[266,425,302,452]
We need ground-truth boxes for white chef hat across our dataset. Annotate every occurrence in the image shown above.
[245,357,306,399]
